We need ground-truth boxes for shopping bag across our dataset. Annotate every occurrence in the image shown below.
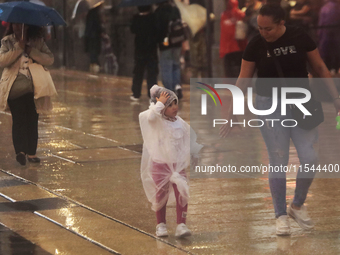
[28,63,57,99]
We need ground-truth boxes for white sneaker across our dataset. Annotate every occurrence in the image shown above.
[175,84,183,100]
[288,203,314,230]
[175,223,191,238]
[156,223,168,237]
[276,215,291,236]
[130,95,140,101]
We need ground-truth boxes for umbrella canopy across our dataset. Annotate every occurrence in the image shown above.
[72,0,90,20]
[88,0,104,9]
[0,1,66,26]
[119,0,168,7]
[174,0,206,36]
[29,0,45,6]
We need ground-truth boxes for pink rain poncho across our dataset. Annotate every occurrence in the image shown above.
[139,85,202,212]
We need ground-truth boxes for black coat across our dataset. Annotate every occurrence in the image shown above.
[130,13,158,58]
[154,2,181,51]
[84,7,103,54]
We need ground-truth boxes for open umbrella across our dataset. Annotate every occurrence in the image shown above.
[0,1,66,26]
[72,0,90,20]
[174,0,206,36]
[88,0,104,8]
[119,0,168,7]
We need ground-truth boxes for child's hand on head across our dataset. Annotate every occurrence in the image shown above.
[156,91,170,105]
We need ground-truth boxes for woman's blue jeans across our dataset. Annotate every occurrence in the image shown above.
[256,95,318,218]
[159,47,181,91]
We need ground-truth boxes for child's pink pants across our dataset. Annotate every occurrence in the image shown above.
[152,162,188,224]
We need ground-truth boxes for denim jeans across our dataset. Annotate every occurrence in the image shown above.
[159,47,181,91]
[256,95,318,218]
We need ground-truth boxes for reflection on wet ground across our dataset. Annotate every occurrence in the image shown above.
[0,69,339,254]
[0,224,51,255]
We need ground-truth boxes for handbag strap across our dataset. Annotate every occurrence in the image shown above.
[262,38,285,78]
[261,38,317,109]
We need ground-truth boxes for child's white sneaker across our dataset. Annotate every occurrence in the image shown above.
[156,223,168,237]
[175,223,191,238]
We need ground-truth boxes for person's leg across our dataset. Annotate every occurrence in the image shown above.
[172,47,182,92]
[189,34,200,79]
[333,37,340,72]
[173,183,188,224]
[256,96,291,218]
[152,162,171,224]
[173,169,191,237]
[7,95,29,155]
[172,169,188,224]
[146,55,159,98]
[231,51,243,77]
[131,57,146,99]
[224,54,232,78]
[25,93,39,157]
[159,49,173,90]
[156,203,167,224]
[291,126,318,207]
[319,39,333,71]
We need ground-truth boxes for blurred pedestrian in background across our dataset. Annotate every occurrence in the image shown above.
[288,0,312,32]
[84,1,104,73]
[130,5,158,101]
[186,0,208,78]
[244,0,262,41]
[155,0,185,99]
[220,0,247,78]
[102,33,118,75]
[317,0,340,75]
[72,0,90,39]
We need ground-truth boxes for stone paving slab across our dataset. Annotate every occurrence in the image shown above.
[40,207,188,255]
[0,224,52,255]
[0,212,116,255]
[0,184,57,202]
[55,147,140,163]
[0,172,188,254]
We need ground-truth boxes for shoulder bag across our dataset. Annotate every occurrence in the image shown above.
[262,39,324,130]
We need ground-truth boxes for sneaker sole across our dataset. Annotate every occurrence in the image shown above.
[276,230,291,236]
[156,232,168,237]
[176,90,183,100]
[288,211,314,230]
[175,231,191,238]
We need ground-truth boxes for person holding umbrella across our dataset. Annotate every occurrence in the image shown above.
[0,22,54,165]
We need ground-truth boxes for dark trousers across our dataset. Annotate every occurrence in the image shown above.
[224,51,243,78]
[89,50,100,65]
[7,93,39,155]
[132,56,158,98]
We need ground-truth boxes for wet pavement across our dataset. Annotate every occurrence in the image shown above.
[0,69,340,254]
